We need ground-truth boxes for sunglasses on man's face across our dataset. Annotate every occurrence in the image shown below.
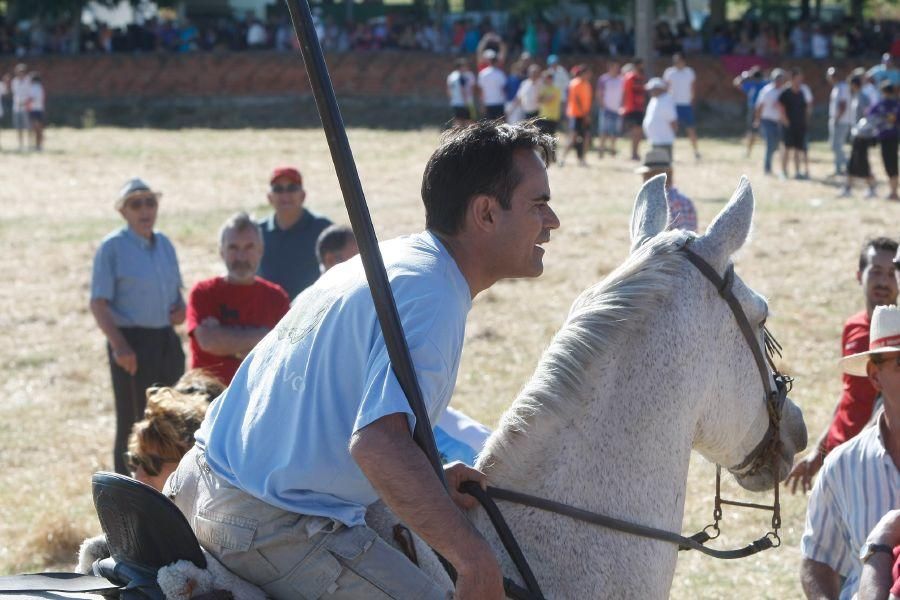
[125,196,158,211]
[271,183,302,194]
[872,353,900,370]
[125,451,167,477]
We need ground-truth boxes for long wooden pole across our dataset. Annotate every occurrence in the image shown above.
[282,0,448,489]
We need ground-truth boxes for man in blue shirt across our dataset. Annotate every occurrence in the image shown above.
[257,166,332,299]
[733,66,768,157]
[165,122,560,600]
[90,178,186,474]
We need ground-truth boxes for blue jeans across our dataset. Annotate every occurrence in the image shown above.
[829,120,851,174]
[761,119,781,173]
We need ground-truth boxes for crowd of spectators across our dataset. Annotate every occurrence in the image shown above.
[2,10,898,59]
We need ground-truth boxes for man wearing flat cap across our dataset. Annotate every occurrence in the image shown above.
[800,305,900,600]
[90,177,186,474]
[257,166,332,299]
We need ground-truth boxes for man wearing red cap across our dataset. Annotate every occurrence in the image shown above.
[787,237,898,494]
[257,166,332,299]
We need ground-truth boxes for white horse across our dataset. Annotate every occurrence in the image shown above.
[371,174,808,598]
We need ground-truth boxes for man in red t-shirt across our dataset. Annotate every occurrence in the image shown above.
[620,58,647,161]
[787,237,898,493]
[186,212,290,385]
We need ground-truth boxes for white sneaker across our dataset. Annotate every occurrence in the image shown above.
[865,187,878,199]
[837,187,851,198]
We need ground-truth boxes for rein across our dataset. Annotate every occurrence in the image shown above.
[468,240,790,599]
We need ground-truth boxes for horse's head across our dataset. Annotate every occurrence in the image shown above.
[631,174,807,493]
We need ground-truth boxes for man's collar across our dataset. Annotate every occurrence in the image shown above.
[273,209,308,231]
[124,226,154,248]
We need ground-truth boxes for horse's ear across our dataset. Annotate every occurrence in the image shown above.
[629,173,669,252]
[697,176,754,260]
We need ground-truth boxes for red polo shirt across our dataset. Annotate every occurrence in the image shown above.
[824,310,878,453]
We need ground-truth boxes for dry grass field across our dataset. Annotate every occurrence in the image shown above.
[1,126,898,598]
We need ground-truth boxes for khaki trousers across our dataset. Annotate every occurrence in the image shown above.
[164,446,449,600]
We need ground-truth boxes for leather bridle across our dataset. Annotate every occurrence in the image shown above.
[461,239,793,600]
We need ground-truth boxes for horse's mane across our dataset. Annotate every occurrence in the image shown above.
[480,229,693,472]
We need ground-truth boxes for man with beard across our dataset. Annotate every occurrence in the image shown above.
[186,212,290,385]
[787,237,898,493]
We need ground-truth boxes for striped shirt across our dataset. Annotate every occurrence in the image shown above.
[667,187,697,232]
[800,413,900,599]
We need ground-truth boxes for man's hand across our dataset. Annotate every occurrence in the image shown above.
[170,303,186,325]
[112,343,137,375]
[858,510,900,600]
[444,461,488,511]
[350,413,503,599]
[786,451,825,494]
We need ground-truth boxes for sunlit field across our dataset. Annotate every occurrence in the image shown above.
[1,126,898,598]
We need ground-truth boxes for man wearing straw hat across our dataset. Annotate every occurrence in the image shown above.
[799,304,900,600]
[787,238,898,494]
[90,178,186,474]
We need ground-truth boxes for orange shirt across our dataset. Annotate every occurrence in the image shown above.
[566,77,592,118]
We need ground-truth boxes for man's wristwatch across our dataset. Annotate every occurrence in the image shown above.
[859,542,893,563]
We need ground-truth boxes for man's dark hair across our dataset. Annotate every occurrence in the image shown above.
[859,237,898,271]
[421,120,555,236]
[316,224,356,264]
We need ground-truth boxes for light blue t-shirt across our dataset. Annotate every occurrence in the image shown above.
[90,227,183,328]
[435,407,491,466]
[197,231,472,527]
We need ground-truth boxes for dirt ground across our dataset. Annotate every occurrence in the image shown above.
[1,127,898,598]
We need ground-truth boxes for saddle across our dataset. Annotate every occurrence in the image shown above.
[0,472,207,599]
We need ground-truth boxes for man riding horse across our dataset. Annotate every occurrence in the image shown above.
[164,121,560,600]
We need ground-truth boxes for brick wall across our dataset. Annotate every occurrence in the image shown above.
[0,51,867,127]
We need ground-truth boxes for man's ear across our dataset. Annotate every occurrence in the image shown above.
[866,360,883,392]
[469,194,497,233]
[857,270,863,285]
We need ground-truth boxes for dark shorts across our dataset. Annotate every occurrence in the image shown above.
[848,136,873,178]
[452,106,469,120]
[484,104,505,121]
[784,126,807,150]
[623,111,644,129]
[675,105,695,127]
[29,110,44,124]
[569,116,589,138]
[882,137,899,178]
